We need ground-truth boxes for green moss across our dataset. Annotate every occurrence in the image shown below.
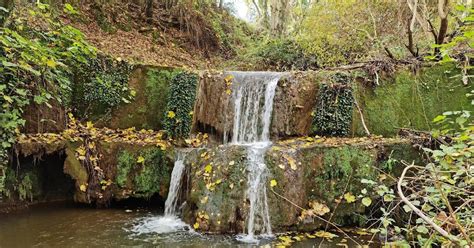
[312,146,377,201]
[134,148,170,198]
[64,146,88,185]
[144,68,181,129]
[107,67,182,130]
[116,151,135,188]
[352,63,473,136]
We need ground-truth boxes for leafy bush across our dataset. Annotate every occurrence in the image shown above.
[298,1,413,67]
[0,3,96,194]
[254,38,318,71]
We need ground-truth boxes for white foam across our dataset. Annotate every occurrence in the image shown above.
[130,215,191,235]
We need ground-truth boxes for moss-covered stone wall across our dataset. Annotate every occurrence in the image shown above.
[182,137,422,233]
[1,140,174,211]
[107,66,182,130]
[351,63,473,137]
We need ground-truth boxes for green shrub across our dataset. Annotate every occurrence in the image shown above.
[254,38,318,71]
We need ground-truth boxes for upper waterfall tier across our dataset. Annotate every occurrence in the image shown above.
[227,72,284,144]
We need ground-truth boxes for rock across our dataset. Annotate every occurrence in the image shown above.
[181,137,422,233]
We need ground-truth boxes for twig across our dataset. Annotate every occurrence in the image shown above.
[353,97,371,136]
[397,163,460,243]
[270,188,361,246]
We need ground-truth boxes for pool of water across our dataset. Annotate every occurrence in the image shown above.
[0,203,377,248]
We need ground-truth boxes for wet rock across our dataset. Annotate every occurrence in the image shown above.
[181,137,422,234]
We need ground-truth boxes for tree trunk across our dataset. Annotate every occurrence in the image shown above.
[146,0,154,24]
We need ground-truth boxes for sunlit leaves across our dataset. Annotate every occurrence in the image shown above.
[361,197,372,207]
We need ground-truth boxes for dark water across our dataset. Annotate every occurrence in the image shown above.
[0,203,377,248]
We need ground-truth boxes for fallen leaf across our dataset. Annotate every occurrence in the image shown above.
[167,111,176,119]
[270,179,278,187]
[80,184,87,192]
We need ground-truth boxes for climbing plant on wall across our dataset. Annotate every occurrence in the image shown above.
[72,55,135,119]
[163,72,198,139]
[312,73,354,136]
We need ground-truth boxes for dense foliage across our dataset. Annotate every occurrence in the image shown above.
[312,74,354,136]
[72,55,135,119]
[0,3,96,194]
[163,72,198,139]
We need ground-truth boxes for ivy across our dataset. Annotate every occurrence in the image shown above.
[312,73,354,136]
[163,72,198,139]
[0,3,96,195]
[72,55,135,119]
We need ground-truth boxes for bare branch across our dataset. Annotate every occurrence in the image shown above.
[397,164,460,243]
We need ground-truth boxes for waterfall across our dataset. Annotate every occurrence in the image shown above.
[130,151,189,235]
[164,154,186,216]
[228,72,283,243]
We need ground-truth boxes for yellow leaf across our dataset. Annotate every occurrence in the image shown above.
[193,222,199,229]
[201,196,208,204]
[215,179,222,185]
[225,89,232,95]
[270,179,277,188]
[224,75,234,83]
[3,95,13,103]
[167,111,176,119]
[137,156,145,164]
[229,183,234,189]
[80,184,87,192]
[344,192,356,203]
[46,59,57,68]
[314,230,338,239]
[86,121,94,129]
[204,164,212,173]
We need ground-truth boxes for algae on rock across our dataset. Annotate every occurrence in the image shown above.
[352,63,473,136]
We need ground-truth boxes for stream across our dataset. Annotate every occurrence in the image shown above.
[0,203,375,247]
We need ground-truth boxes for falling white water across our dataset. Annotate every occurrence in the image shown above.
[228,71,283,243]
[130,152,190,235]
[164,154,186,216]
